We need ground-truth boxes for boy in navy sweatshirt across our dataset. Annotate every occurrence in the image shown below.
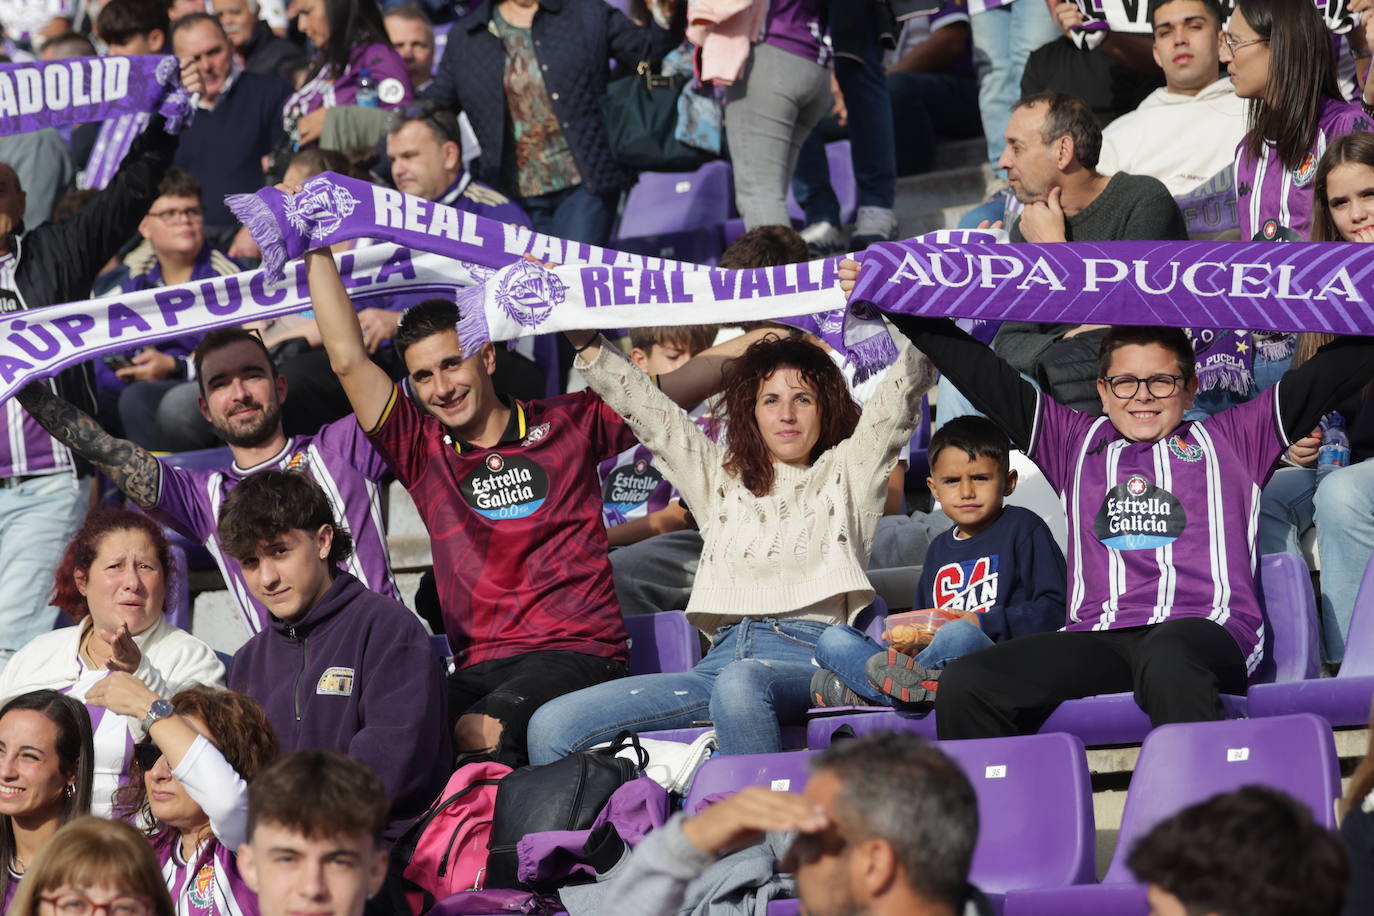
[222,470,451,839]
[812,416,1066,707]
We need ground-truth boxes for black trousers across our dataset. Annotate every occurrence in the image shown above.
[935,618,1249,740]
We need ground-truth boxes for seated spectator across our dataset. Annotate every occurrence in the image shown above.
[18,328,404,635]
[93,168,238,445]
[83,0,171,191]
[423,0,679,244]
[599,732,986,916]
[0,691,94,913]
[220,471,450,839]
[885,0,981,178]
[1128,786,1348,916]
[1259,131,1374,665]
[169,13,291,254]
[526,331,931,762]
[383,2,435,92]
[279,0,413,160]
[1340,702,1374,915]
[0,510,224,816]
[237,751,388,916]
[95,683,277,916]
[208,0,306,82]
[1098,0,1245,198]
[601,324,718,548]
[6,817,177,916]
[1225,0,1374,242]
[811,415,1065,708]
[1018,33,1162,130]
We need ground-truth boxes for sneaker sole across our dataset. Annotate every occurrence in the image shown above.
[865,649,939,704]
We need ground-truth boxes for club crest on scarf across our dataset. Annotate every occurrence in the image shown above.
[495,260,566,329]
[285,177,359,241]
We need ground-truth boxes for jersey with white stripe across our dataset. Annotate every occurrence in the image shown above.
[160,840,256,916]
[1031,387,1285,673]
[153,417,397,635]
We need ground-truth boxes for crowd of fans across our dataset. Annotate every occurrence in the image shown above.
[2,0,1374,911]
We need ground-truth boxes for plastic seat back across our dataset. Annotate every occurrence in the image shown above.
[625,610,702,675]
[682,750,817,815]
[1252,552,1320,684]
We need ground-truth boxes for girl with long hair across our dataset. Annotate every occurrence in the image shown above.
[96,684,279,916]
[0,691,94,912]
[0,510,225,817]
[527,332,932,761]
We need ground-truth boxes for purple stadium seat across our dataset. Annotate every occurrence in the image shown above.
[626,610,702,675]
[612,161,734,265]
[1000,713,1339,914]
[723,217,746,247]
[808,553,1310,747]
[939,733,1096,893]
[1249,552,1374,726]
[1002,884,1148,916]
[681,749,817,815]
[639,725,809,749]
[163,543,191,632]
[787,141,858,227]
[766,900,800,916]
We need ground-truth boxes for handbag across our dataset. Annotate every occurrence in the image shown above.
[601,63,714,173]
[484,731,649,889]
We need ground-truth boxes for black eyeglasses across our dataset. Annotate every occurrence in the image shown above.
[1102,373,1186,400]
[132,741,164,771]
[386,100,460,144]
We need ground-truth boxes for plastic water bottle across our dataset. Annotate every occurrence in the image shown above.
[356,69,379,107]
[1317,415,1351,483]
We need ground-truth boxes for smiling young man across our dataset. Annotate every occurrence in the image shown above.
[840,265,1374,735]
[238,750,390,916]
[221,471,449,840]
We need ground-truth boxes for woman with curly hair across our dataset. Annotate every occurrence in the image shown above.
[527,332,932,761]
[95,682,278,916]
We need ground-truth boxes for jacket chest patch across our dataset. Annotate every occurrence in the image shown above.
[316,666,355,696]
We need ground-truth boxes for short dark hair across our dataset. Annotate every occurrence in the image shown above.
[170,11,230,45]
[718,225,809,269]
[386,99,461,147]
[1128,785,1348,916]
[1146,0,1224,27]
[216,470,355,566]
[247,750,388,844]
[929,415,1011,477]
[1016,92,1103,170]
[395,297,459,359]
[191,328,276,395]
[812,733,978,909]
[41,32,97,58]
[383,2,433,33]
[97,0,170,45]
[1097,326,1197,384]
[628,325,718,358]
[154,167,201,203]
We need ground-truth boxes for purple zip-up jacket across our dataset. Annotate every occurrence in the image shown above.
[227,572,451,838]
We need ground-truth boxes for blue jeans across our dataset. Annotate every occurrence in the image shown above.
[1259,460,1374,664]
[526,617,828,763]
[518,183,619,248]
[0,472,89,671]
[969,1,1060,167]
[813,621,993,706]
[791,0,896,224]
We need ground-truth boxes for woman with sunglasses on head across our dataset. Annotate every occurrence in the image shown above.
[7,817,176,916]
[90,679,278,916]
[0,692,94,914]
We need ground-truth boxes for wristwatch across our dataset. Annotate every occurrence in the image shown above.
[142,698,174,732]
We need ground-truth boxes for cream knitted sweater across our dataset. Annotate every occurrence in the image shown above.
[578,341,934,634]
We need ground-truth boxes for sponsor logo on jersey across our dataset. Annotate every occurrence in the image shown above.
[462,452,549,519]
[316,666,355,696]
[1253,219,1302,242]
[602,458,664,515]
[1094,476,1187,550]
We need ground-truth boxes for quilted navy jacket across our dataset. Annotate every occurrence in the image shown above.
[423,0,681,196]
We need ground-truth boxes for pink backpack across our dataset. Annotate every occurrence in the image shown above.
[393,761,513,913]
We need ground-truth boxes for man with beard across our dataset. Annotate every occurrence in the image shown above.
[17,328,399,635]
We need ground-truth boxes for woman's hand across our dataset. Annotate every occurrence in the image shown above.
[98,623,142,673]
[838,258,862,300]
[1287,427,1322,467]
[296,107,328,147]
[85,672,159,719]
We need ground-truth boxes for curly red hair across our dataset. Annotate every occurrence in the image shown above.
[50,509,172,622]
[719,335,860,496]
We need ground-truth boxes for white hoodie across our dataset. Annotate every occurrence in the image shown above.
[1098,77,1247,196]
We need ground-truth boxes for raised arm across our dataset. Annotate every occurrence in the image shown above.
[16,383,161,508]
[305,247,397,430]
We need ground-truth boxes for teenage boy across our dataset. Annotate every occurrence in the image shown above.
[601,325,718,548]
[238,750,390,916]
[299,240,765,763]
[811,415,1066,707]
[221,470,450,838]
[840,261,1374,736]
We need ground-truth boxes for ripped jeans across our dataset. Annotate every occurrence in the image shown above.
[526,618,828,763]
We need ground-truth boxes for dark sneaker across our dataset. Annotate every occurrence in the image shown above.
[810,669,872,708]
[865,648,941,704]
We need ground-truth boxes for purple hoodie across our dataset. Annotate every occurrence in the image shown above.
[228,572,451,838]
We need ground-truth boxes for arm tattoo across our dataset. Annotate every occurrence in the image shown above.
[16,383,162,508]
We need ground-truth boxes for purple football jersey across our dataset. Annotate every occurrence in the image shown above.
[160,841,258,916]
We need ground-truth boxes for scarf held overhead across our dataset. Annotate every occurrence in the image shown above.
[0,55,194,136]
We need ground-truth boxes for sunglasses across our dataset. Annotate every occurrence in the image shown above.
[132,742,164,771]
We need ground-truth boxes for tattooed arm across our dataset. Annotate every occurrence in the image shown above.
[17,383,162,508]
